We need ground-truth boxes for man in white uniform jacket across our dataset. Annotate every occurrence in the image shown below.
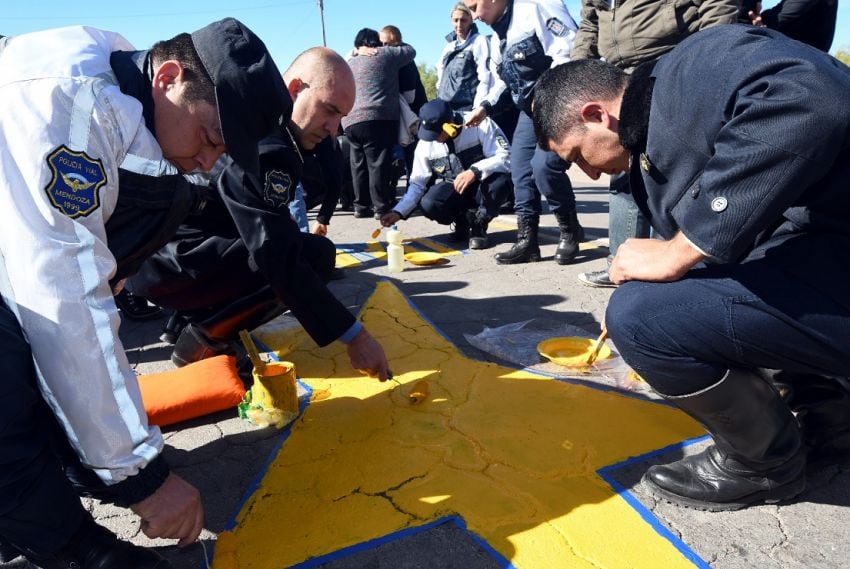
[380,99,511,249]
[0,18,289,567]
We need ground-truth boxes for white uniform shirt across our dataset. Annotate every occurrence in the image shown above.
[482,0,578,109]
[0,26,176,485]
[394,117,510,218]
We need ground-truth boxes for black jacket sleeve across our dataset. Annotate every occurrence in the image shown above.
[216,156,355,346]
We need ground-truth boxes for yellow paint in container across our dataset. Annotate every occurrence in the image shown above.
[239,330,300,429]
[248,361,300,428]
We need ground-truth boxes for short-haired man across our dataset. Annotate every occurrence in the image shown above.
[131,47,392,382]
[380,98,511,249]
[533,25,850,511]
[0,19,288,566]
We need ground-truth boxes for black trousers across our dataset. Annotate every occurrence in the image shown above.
[345,120,398,216]
[419,173,512,225]
[0,300,88,559]
[130,232,336,321]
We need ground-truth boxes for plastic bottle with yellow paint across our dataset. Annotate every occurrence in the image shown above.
[387,224,404,273]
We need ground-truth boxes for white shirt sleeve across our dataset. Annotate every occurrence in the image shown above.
[470,33,493,108]
[471,118,511,179]
[394,141,432,217]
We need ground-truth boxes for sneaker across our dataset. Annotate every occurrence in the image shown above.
[577,269,618,288]
[114,290,163,321]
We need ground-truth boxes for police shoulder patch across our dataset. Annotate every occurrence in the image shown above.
[44,145,107,219]
[546,17,568,37]
[264,169,293,208]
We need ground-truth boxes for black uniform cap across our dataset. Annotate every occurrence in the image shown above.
[191,18,292,175]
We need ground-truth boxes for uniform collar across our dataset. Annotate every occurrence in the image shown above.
[491,0,514,40]
[110,50,156,136]
[618,60,657,155]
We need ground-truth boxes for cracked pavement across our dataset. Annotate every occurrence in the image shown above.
[4,171,849,569]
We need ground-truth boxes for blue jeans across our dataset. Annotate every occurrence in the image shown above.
[606,260,850,396]
[288,183,309,233]
[511,111,575,217]
[608,173,651,257]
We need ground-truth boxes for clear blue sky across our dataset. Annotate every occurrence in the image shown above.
[4,0,849,70]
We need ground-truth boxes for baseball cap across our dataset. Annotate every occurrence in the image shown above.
[418,99,455,142]
[191,18,292,175]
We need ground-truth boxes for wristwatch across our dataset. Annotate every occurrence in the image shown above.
[469,165,482,180]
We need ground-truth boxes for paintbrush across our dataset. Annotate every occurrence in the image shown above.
[238,329,267,374]
[585,327,609,365]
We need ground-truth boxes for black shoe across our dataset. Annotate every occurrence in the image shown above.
[353,209,374,219]
[171,323,235,368]
[330,267,346,280]
[468,211,490,250]
[578,269,617,288]
[114,290,163,321]
[338,203,354,212]
[159,312,189,344]
[448,213,470,243]
[767,371,850,465]
[553,209,584,265]
[643,369,806,511]
[34,517,172,569]
[494,215,540,264]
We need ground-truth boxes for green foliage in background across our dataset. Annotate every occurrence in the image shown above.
[835,45,850,66]
[418,62,438,101]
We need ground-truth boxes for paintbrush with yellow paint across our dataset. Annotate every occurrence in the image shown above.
[585,326,609,365]
[238,330,299,429]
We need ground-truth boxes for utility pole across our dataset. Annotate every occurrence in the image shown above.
[317,0,327,46]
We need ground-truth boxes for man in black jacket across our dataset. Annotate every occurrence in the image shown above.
[533,25,850,511]
[131,47,391,381]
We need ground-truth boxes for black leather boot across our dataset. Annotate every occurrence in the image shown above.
[31,517,172,568]
[494,215,540,264]
[643,368,806,511]
[468,210,490,250]
[171,290,286,369]
[114,289,163,321]
[553,209,585,265]
[448,211,470,243]
[766,371,850,464]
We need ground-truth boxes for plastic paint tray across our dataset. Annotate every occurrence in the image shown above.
[537,336,612,367]
[405,251,444,266]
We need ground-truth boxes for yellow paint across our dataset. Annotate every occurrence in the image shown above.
[216,283,704,569]
[408,380,429,404]
[246,362,299,429]
[537,337,612,367]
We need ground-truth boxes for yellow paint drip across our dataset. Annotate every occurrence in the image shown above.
[408,380,429,404]
[236,282,705,569]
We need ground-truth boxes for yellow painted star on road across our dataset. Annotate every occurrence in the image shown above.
[212,282,704,568]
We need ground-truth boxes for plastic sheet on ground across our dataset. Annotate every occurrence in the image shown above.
[464,319,647,392]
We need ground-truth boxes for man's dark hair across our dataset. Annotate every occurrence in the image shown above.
[533,59,628,150]
[150,32,216,107]
[354,28,381,48]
